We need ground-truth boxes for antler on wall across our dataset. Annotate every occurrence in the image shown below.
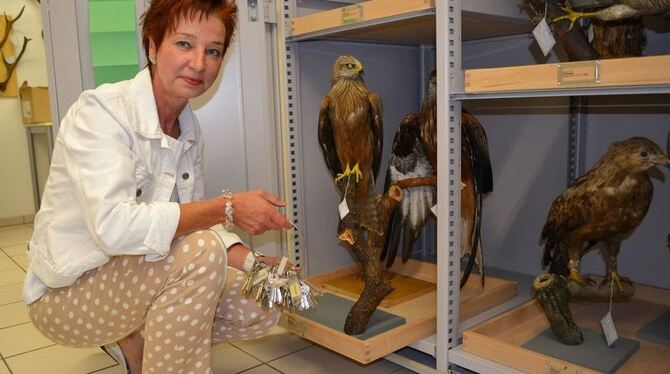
[0,6,31,93]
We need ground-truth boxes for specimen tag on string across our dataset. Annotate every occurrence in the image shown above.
[277,256,289,274]
[252,267,269,286]
[601,311,618,347]
[532,18,556,56]
[338,198,350,219]
[431,204,438,217]
[587,23,594,42]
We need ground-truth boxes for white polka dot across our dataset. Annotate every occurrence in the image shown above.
[167,306,174,314]
[197,239,205,247]
[195,304,202,310]
[167,255,175,263]
[155,345,162,352]
[209,271,218,280]
[198,266,207,275]
[184,297,192,305]
[132,276,139,284]
[250,312,258,318]
[187,264,195,271]
[183,245,190,253]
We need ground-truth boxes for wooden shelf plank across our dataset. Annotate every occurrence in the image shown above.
[463,283,670,373]
[291,0,434,37]
[465,55,670,93]
[283,260,516,364]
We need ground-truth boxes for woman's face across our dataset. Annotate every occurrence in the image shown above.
[149,13,227,103]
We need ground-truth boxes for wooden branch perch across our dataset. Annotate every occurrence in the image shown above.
[533,273,634,345]
[336,176,436,335]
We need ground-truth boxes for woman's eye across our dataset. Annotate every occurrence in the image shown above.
[206,48,222,57]
[176,41,191,48]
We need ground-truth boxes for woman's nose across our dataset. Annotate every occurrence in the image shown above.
[189,50,205,72]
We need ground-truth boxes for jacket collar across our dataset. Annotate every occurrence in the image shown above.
[130,68,198,146]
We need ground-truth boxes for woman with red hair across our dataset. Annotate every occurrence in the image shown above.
[23,1,290,372]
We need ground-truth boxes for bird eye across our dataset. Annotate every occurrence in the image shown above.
[640,149,649,159]
[346,63,355,69]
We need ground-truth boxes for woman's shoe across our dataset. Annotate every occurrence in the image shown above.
[100,343,130,374]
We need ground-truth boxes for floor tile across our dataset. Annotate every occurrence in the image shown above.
[2,243,28,257]
[269,345,402,374]
[0,283,23,306]
[232,326,312,362]
[0,268,25,287]
[211,343,263,374]
[0,302,30,329]
[0,258,19,272]
[0,322,55,357]
[242,364,282,374]
[5,345,116,374]
[11,254,28,270]
[0,226,32,248]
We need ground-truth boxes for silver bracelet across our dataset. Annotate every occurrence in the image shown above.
[221,189,234,230]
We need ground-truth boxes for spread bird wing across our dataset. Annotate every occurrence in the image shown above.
[318,95,341,180]
[368,91,384,181]
[381,114,436,267]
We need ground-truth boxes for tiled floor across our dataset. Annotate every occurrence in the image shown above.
[0,224,415,374]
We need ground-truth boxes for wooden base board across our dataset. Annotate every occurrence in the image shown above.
[463,283,670,373]
[321,270,436,308]
[283,260,516,363]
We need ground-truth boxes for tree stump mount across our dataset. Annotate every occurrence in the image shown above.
[533,273,635,345]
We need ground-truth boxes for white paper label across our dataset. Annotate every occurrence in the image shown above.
[587,23,594,43]
[277,256,288,274]
[532,18,556,57]
[338,198,349,219]
[431,204,437,217]
[21,100,33,120]
[601,311,618,347]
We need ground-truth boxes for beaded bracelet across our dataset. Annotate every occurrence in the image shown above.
[221,189,234,230]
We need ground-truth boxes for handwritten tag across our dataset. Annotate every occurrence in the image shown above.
[601,311,618,347]
[532,18,556,56]
[338,198,350,219]
[431,204,437,217]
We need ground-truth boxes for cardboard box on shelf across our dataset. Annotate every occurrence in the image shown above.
[19,81,52,124]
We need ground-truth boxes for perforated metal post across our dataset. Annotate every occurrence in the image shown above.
[568,96,588,185]
[277,0,307,271]
[436,0,462,371]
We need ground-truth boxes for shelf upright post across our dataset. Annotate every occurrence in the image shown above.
[436,0,463,371]
[567,96,588,185]
[276,0,308,272]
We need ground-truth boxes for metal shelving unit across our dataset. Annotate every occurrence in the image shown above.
[275,0,670,372]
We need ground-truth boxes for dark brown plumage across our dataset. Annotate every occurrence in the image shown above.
[541,137,669,289]
[418,71,493,287]
[556,0,670,29]
[318,55,383,232]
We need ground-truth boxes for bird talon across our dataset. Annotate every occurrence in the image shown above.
[351,164,362,183]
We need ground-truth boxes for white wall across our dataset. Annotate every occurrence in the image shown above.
[0,0,49,222]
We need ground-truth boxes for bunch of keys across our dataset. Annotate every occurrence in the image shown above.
[242,253,318,312]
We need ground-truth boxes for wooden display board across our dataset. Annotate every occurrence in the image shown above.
[463,283,670,373]
[291,0,434,38]
[283,260,516,364]
[464,55,670,93]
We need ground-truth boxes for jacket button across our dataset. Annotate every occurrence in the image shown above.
[182,172,189,180]
[136,189,142,197]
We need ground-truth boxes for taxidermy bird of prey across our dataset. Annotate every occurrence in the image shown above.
[541,137,669,290]
[318,55,383,234]
[555,0,670,30]
[381,114,436,268]
[383,71,493,288]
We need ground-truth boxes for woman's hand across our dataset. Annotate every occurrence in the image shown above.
[231,190,292,235]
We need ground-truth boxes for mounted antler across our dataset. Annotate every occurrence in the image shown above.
[0,6,30,92]
[0,36,31,92]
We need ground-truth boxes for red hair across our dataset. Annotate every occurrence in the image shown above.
[141,0,238,65]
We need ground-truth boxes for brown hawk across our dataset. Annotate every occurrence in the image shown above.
[541,137,669,289]
[318,55,383,234]
[418,71,493,288]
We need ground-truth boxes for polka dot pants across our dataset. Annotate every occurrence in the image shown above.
[28,229,281,373]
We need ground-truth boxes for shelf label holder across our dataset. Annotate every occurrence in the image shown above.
[341,4,364,25]
[557,60,601,86]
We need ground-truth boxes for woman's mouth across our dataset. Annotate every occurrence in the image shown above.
[183,77,203,86]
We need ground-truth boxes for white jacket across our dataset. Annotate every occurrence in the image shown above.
[24,69,240,304]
